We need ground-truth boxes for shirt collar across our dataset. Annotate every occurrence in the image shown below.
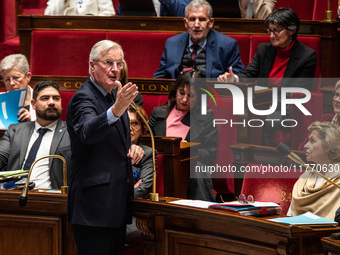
[188,37,206,50]
[90,76,110,97]
[34,120,58,133]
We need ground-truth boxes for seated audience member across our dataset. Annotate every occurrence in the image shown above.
[149,70,217,201]
[218,8,317,88]
[44,0,115,15]
[218,8,317,146]
[0,80,71,189]
[298,80,340,150]
[153,0,244,79]
[160,0,276,18]
[288,121,340,221]
[239,0,276,19]
[120,60,143,106]
[126,104,158,246]
[1,54,36,122]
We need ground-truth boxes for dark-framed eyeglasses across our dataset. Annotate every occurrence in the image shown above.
[185,17,210,25]
[332,91,340,99]
[237,194,255,204]
[130,120,141,130]
[266,28,285,36]
[98,60,125,70]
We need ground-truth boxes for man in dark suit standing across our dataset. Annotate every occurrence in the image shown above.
[153,0,244,79]
[0,80,70,189]
[66,40,143,255]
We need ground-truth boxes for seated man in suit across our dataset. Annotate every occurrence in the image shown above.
[153,0,244,79]
[0,80,70,189]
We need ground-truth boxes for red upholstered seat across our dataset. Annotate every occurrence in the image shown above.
[227,35,250,67]
[106,32,177,78]
[60,91,76,121]
[142,94,168,117]
[312,0,339,20]
[30,31,107,76]
[0,0,19,59]
[274,0,314,20]
[240,163,302,215]
[208,97,237,196]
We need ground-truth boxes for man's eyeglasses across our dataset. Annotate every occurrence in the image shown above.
[333,91,340,99]
[130,121,141,130]
[2,75,24,84]
[266,28,284,36]
[98,60,125,70]
[185,17,210,25]
[237,194,255,204]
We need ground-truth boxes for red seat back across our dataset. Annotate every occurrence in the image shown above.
[227,35,250,67]
[142,94,168,117]
[240,163,302,215]
[106,32,177,78]
[31,31,107,76]
[274,0,314,20]
[208,97,237,195]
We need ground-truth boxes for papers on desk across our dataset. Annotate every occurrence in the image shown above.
[0,89,27,129]
[0,170,29,180]
[169,200,281,216]
[267,212,338,227]
[208,201,281,216]
[169,199,216,209]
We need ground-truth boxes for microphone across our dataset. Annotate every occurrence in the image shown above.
[19,155,68,207]
[130,101,159,202]
[276,142,340,189]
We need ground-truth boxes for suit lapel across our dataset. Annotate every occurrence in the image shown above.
[205,31,214,77]
[283,41,300,79]
[49,120,66,168]
[263,46,276,77]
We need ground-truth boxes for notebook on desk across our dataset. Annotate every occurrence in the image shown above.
[119,0,156,16]
[208,0,241,18]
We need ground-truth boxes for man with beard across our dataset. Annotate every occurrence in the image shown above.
[0,80,70,189]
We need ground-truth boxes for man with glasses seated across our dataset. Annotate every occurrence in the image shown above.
[153,0,244,79]
[0,54,36,122]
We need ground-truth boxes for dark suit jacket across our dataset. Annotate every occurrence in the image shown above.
[0,120,70,189]
[148,105,217,165]
[133,144,158,199]
[238,40,317,90]
[153,29,244,79]
[66,77,133,229]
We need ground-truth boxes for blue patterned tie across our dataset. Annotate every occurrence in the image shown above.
[23,128,48,170]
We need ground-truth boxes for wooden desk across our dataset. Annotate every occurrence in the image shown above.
[130,197,340,255]
[139,136,199,198]
[0,190,76,255]
[321,235,340,254]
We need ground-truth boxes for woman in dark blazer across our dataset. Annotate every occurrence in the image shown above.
[218,8,317,90]
[149,70,218,201]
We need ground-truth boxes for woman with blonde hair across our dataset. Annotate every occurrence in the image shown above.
[289,121,340,220]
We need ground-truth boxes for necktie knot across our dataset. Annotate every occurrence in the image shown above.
[23,128,49,170]
[106,93,114,104]
[191,44,199,60]
[38,128,48,136]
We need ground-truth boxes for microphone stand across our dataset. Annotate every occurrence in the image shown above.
[130,102,159,201]
[19,155,68,207]
[277,143,340,189]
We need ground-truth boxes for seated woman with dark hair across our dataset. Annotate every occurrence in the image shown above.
[288,121,340,220]
[148,70,218,201]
